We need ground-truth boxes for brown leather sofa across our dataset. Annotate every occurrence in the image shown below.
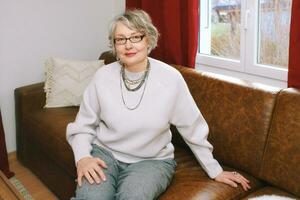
[15,52,300,200]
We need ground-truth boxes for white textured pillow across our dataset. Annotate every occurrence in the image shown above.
[249,195,296,200]
[44,57,104,108]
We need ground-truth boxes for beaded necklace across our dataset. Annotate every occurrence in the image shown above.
[120,60,150,110]
[121,60,150,92]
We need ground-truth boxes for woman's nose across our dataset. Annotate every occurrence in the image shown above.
[124,40,133,49]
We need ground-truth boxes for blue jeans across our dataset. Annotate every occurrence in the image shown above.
[71,144,177,200]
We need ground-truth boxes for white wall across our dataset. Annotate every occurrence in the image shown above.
[0,0,125,153]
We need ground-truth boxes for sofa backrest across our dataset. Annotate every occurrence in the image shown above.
[173,65,280,177]
[99,51,116,64]
[259,88,300,196]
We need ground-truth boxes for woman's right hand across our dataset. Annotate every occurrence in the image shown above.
[76,156,108,187]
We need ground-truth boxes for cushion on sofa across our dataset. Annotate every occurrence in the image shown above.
[44,57,104,108]
[159,145,265,200]
[242,186,299,200]
[260,88,300,197]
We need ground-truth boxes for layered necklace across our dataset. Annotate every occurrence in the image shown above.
[120,60,150,110]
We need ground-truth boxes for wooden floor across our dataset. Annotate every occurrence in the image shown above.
[8,152,58,200]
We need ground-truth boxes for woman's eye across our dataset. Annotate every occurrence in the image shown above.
[116,38,125,42]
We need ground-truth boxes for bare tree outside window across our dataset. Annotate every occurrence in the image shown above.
[211,0,241,60]
[258,0,292,68]
[209,0,291,68]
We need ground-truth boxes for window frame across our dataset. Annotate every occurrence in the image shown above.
[197,0,289,82]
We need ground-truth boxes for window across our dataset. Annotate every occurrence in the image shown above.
[197,0,292,81]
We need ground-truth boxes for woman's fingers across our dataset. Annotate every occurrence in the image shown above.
[240,175,250,183]
[77,171,83,187]
[221,177,238,188]
[215,171,251,191]
[96,158,107,168]
[84,171,95,184]
[76,157,108,187]
[237,175,251,190]
[230,175,250,191]
[89,168,101,184]
[230,172,251,191]
[233,172,249,182]
[94,164,107,182]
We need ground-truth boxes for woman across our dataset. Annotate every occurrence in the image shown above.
[67,9,250,200]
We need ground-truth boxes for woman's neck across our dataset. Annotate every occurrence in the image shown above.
[124,59,148,72]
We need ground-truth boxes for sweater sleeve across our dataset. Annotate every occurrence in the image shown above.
[170,74,223,179]
[66,77,100,164]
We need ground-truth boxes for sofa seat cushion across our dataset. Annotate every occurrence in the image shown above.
[160,146,265,200]
[23,107,78,176]
[242,186,299,199]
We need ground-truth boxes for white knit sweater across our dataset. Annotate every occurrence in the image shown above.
[66,57,223,178]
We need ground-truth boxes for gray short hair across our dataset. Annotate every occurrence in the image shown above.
[108,9,159,56]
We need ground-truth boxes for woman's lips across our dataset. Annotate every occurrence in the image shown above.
[125,52,136,57]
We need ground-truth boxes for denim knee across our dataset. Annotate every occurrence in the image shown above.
[115,159,176,200]
[115,192,154,200]
[73,179,115,200]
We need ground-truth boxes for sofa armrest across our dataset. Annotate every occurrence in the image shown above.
[14,82,45,162]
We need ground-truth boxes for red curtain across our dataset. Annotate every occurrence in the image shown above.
[0,111,14,178]
[288,0,300,88]
[126,0,199,68]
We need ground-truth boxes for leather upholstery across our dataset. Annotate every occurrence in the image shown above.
[14,53,300,199]
[15,83,77,199]
[14,82,45,162]
[23,107,77,175]
[160,146,265,200]
[259,88,300,197]
[173,65,280,177]
[99,51,116,65]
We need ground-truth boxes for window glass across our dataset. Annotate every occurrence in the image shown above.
[198,0,292,81]
[200,0,241,60]
[257,0,292,68]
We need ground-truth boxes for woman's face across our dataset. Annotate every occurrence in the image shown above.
[114,22,149,71]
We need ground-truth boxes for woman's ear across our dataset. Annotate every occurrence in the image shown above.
[147,46,151,55]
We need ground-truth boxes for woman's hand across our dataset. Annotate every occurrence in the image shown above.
[76,157,108,187]
[214,171,251,191]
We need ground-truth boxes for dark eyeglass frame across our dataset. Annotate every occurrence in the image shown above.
[114,35,145,45]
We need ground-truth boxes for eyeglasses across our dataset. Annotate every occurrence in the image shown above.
[114,35,145,45]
